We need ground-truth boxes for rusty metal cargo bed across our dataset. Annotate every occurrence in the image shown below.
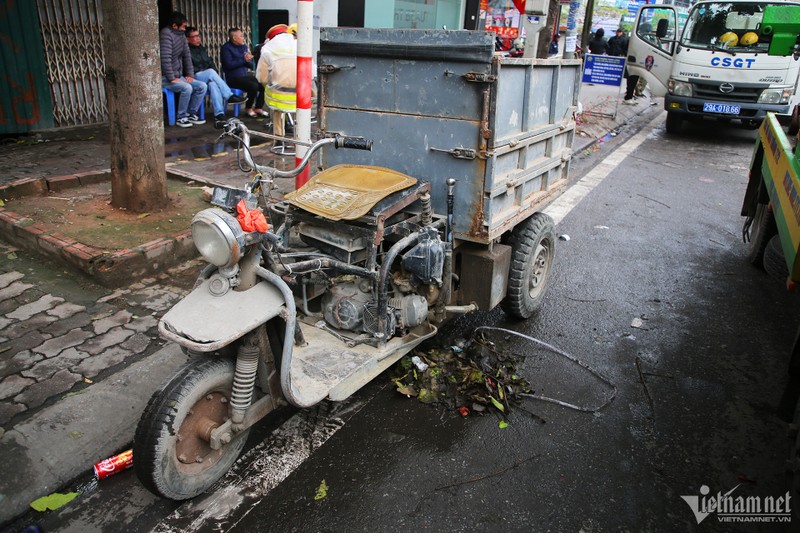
[317,28,580,244]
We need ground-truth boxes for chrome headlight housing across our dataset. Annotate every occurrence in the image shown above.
[758,88,792,104]
[191,208,246,268]
[668,79,693,97]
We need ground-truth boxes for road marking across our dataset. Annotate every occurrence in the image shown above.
[544,113,666,225]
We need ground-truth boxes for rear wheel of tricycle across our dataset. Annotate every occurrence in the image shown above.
[134,356,249,500]
[501,212,556,319]
[746,203,777,268]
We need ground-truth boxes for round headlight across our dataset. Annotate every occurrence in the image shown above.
[191,209,246,268]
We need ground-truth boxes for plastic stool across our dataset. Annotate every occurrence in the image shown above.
[162,87,176,126]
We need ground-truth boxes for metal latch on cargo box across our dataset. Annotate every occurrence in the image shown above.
[463,72,497,83]
[318,64,354,74]
[430,146,477,160]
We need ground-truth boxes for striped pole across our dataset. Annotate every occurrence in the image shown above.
[295,0,313,189]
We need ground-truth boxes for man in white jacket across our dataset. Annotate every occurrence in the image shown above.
[255,24,297,137]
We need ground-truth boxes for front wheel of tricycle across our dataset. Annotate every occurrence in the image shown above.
[501,212,556,320]
[134,356,249,500]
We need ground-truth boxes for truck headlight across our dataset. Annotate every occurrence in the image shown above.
[758,88,792,104]
[191,209,246,268]
[668,80,692,97]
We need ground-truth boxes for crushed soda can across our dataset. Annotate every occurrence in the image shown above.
[93,449,133,480]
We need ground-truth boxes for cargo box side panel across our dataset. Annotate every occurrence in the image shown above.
[318,56,488,120]
[320,108,486,241]
[320,28,495,64]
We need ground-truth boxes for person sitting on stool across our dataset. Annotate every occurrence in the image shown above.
[221,27,267,118]
[159,11,206,127]
[186,27,247,122]
[255,24,298,137]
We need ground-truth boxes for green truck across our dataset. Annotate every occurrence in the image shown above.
[739,4,800,511]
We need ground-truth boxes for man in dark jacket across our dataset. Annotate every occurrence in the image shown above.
[221,27,266,117]
[160,12,206,127]
[607,28,628,57]
[588,28,608,55]
[185,27,246,121]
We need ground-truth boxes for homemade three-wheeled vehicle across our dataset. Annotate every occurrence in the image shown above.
[134,29,581,499]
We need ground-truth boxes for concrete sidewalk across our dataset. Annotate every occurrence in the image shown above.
[0,81,660,526]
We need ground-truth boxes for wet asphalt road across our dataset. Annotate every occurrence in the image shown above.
[11,112,800,532]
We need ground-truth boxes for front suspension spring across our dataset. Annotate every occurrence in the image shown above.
[231,345,259,424]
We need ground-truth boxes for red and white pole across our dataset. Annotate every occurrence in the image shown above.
[295,0,313,189]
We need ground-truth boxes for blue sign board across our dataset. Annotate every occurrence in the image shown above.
[582,54,626,86]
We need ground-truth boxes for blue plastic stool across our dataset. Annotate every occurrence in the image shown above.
[164,85,242,124]
[197,88,243,121]
[162,87,176,126]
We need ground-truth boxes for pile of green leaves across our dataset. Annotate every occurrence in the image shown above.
[391,335,534,420]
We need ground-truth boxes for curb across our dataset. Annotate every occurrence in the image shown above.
[0,343,186,525]
[0,170,214,288]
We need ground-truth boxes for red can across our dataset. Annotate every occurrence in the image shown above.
[93,449,133,480]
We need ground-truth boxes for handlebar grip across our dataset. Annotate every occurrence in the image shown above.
[335,135,373,151]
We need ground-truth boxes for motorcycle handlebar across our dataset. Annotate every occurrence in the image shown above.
[335,135,373,151]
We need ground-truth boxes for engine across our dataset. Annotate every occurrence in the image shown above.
[308,223,444,340]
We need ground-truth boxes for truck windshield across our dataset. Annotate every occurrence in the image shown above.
[680,2,772,53]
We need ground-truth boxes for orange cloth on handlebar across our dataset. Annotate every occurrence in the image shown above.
[236,199,269,232]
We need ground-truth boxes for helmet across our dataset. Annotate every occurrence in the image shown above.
[719,32,739,47]
[740,31,759,46]
[267,24,288,40]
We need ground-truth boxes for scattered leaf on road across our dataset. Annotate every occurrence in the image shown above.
[30,492,79,512]
[314,480,328,500]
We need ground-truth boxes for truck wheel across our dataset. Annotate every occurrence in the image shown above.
[763,234,789,283]
[665,112,682,134]
[134,356,249,500]
[787,395,800,522]
[501,213,556,319]
[746,203,777,268]
[789,105,800,137]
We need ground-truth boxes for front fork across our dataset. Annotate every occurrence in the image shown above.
[206,326,284,450]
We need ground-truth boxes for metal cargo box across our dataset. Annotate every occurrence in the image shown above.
[317,28,580,244]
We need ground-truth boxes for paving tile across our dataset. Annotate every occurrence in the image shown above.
[14,368,81,409]
[45,311,93,338]
[125,315,158,333]
[77,326,134,356]
[6,294,65,321]
[0,375,35,401]
[32,328,93,358]
[1,331,50,354]
[47,302,87,319]
[75,346,133,377]
[120,333,152,354]
[0,313,58,339]
[0,282,34,303]
[0,272,24,290]
[92,309,133,335]
[0,350,43,375]
[21,347,90,381]
[0,401,26,425]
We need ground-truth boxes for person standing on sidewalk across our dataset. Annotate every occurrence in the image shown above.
[221,28,267,118]
[185,27,247,122]
[255,24,298,137]
[608,28,640,105]
[160,12,206,128]
[588,28,608,55]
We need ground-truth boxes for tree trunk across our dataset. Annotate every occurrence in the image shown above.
[537,0,561,58]
[101,0,168,212]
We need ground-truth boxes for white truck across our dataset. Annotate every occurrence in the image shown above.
[628,0,800,134]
